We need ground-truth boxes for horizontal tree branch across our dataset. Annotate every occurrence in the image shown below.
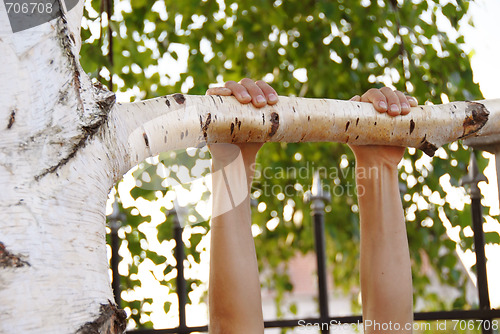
[110,94,500,178]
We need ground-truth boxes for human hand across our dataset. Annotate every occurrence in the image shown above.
[349,88,418,166]
[206,78,279,166]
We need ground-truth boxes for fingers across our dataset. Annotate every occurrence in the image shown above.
[406,94,418,107]
[395,90,410,115]
[218,78,279,107]
[350,95,361,102]
[225,80,252,104]
[380,87,402,116]
[206,87,232,96]
[361,87,418,116]
[239,78,269,107]
[361,88,388,113]
[256,80,279,105]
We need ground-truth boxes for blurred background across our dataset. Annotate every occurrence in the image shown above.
[79,0,500,332]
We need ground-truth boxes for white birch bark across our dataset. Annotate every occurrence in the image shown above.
[0,1,127,333]
[1,0,500,333]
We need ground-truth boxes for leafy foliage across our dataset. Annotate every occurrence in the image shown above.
[87,0,497,328]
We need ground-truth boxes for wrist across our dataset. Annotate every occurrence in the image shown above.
[212,154,256,177]
[355,159,399,183]
[354,155,399,170]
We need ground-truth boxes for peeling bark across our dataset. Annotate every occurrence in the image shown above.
[76,302,126,334]
[0,242,30,268]
[460,101,489,139]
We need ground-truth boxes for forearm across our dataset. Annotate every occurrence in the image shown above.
[356,159,413,333]
[209,158,264,333]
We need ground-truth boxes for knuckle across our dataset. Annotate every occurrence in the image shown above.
[240,77,254,85]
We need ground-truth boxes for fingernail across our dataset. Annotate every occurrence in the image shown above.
[241,92,251,99]
[379,101,387,109]
[269,93,278,102]
[256,95,266,104]
[402,103,410,110]
[391,104,400,113]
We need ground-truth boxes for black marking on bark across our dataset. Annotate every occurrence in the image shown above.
[419,139,438,157]
[307,116,310,121]
[355,135,359,140]
[181,132,184,140]
[345,121,350,131]
[235,117,241,130]
[35,114,108,181]
[165,98,171,107]
[230,123,235,135]
[94,83,116,112]
[268,112,280,137]
[374,121,377,125]
[217,95,223,103]
[201,113,211,140]
[55,5,84,112]
[409,119,415,134]
[58,90,69,105]
[7,110,15,129]
[293,107,296,113]
[173,93,186,104]
[356,118,359,126]
[0,242,30,268]
[459,101,489,139]
[76,301,127,334]
[262,114,265,125]
[143,133,149,147]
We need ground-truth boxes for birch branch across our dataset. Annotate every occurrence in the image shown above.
[112,94,500,176]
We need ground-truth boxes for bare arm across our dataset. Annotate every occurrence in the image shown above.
[207,79,277,333]
[350,89,417,333]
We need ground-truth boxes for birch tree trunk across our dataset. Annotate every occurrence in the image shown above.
[1,1,500,333]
